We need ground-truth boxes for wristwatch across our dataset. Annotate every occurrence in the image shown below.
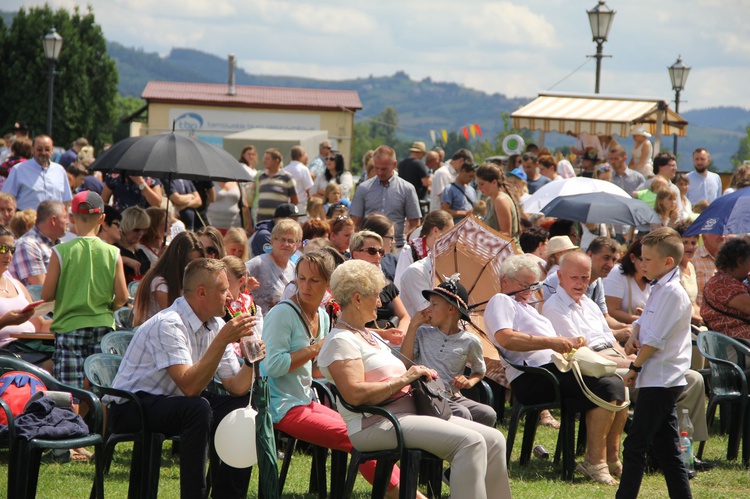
[628,362,642,373]
[138,183,147,191]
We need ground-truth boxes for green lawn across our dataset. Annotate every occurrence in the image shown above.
[1,414,747,498]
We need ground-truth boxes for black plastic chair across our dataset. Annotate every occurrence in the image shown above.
[0,356,105,498]
[277,379,348,498]
[696,330,750,463]
[503,360,580,480]
[84,353,165,499]
[329,384,443,499]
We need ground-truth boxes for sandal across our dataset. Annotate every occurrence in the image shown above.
[608,460,623,478]
[539,410,561,429]
[576,459,618,485]
[71,448,94,462]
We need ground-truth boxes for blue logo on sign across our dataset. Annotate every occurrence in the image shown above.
[175,113,204,131]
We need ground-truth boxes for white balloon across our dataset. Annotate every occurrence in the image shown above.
[214,406,258,468]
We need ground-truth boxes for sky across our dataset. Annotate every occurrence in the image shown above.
[7,0,750,112]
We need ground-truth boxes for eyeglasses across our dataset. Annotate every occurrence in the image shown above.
[326,156,336,161]
[132,227,148,233]
[506,277,542,295]
[0,244,15,255]
[205,245,219,256]
[274,237,299,246]
[382,235,395,241]
[357,247,385,256]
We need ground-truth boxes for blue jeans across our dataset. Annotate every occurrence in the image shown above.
[616,386,692,499]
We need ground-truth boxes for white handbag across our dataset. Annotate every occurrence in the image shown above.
[551,346,630,412]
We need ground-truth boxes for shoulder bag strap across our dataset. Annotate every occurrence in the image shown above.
[569,360,630,412]
[627,277,634,316]
[703,293,750,324]
[278,301,313,342]
[450,182,474,207]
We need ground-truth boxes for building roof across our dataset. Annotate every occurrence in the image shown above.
[511,92,688,138]
[142,81,362,112]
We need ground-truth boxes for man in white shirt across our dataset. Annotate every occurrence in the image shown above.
[430,149,474,212]
[686,148,722,205]
[543,252,631,367]
[282,145,314,219]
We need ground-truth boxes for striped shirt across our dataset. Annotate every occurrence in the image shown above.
[256,171,297,222]
[111,297,240,398]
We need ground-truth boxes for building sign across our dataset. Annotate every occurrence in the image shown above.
[169,108,321,133]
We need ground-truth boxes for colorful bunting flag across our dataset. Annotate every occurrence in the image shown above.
[462,127,469,140]
[469,124,476,138]
[429,130,436,143]
[441,130,448,143]
[475,124,483,137]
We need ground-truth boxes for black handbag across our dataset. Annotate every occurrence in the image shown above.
[410,376,452,420]
[372,334,452,420]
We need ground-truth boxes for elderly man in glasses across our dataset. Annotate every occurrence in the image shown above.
[486,253,628,486]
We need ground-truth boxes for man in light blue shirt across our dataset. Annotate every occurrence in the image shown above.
[686,148,722,205]
[2,135,72,210]
[350,145,421,248]
[308,140,332,181]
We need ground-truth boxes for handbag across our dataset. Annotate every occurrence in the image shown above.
[371,334,452,420]
[551,346,630,412]
[409,376,453,421]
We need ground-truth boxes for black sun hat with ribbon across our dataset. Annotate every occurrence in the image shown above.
[422,273,471,320]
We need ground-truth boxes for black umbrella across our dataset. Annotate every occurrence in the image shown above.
[540,192,660,227]
[92,133,253,238]
[92,133,253,182]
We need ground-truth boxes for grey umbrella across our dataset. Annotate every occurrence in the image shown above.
[91,133,253,238]
[540,192,660,227]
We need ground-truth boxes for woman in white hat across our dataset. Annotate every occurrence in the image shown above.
[628,125,653,178]
[545,235,579,276]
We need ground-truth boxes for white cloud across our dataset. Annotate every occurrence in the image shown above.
[460,1,558,48]
[4,0,750,111]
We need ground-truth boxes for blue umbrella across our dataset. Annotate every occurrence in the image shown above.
[684,187,750,236]
[540,192,660,227]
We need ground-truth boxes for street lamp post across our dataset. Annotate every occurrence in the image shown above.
[587,1,616,94]
[42,28,63,137]
[668,56,691,156]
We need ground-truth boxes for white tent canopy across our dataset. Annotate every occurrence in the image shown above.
[511,91,688,152]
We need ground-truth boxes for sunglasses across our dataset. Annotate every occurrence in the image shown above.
[358,247,385,256]
[598,164,612,172]
[205,245,219,255]
[0,244,15,255]
[326,156,336,161]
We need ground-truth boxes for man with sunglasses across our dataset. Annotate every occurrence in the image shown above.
[430,149,474,212]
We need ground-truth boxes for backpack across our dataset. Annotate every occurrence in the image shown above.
[0,371,47,425]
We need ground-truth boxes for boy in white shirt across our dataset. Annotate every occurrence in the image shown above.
[617,227,692,499]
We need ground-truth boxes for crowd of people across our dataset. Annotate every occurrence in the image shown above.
[1,122,749,498]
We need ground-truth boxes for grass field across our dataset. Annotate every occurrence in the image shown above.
[1,411,747,498]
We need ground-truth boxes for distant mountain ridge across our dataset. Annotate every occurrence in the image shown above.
[108,43,748,170]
